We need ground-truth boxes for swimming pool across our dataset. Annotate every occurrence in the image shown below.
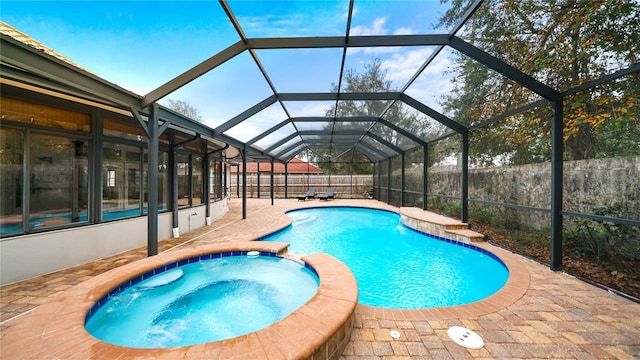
[263,207,509,309]
[85,252,319,348]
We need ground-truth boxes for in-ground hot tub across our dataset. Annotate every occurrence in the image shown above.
[1,242,358,360]
[85,251,320,348]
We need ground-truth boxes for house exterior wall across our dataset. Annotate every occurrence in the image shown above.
[0,87,232,286]
[0,199,228,285]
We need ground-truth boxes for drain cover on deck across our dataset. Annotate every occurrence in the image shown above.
[447,326,484,349]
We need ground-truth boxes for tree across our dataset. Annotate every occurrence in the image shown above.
[437,0,640,164]
[310,59,445,174]
[165,99,203,122]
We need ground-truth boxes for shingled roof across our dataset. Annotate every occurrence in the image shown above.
[0,21,87,71]
[230,157,322,174]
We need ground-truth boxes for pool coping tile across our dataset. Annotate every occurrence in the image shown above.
[1,241,358,360]
[3,198,639,360]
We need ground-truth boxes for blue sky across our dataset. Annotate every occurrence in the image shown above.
[2,1,459,140]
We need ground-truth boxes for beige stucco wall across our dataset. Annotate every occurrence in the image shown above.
[0,199,228,285]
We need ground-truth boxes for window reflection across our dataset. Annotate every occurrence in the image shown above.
[192,155,203,205]
[102,143,140,220]
[1,97,90,132]
[177,153,204,207]
[210,159,224,201]
[0,128,24,236]
[143,151,169,213]
[177,154,190,207]
[29,134,89,229]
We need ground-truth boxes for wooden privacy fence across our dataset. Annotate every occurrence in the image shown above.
[230,174,373,199]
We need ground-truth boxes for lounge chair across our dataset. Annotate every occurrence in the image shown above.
[296,188,316,201]
[318,187,335,201]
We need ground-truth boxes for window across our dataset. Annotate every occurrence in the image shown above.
[177,152,204,207]
[1,97,91,235]
[177,153,190,207]
[143,150,169,213]
[1,97,90,132]
[104,118,169,144]
[157,152,169,211]
[102,143,141,220]
[0,128,24,236]
[106,170,116,187]
[192,155,203,205]
[29,133,89,229]
[210,159,224,201]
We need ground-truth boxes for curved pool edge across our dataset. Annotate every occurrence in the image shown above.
[356,241,530,320]
[1,241,358,360]
[269,204,529,316]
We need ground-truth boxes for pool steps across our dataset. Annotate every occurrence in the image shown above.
[399,207,485,243]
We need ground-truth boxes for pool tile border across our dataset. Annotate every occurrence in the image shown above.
[401,223,508,269]
[357,241,530,320]
[260,204,528,321]
[84,249,290,324]
[2,241,358,360]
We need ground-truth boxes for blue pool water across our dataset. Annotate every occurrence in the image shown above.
[263,207,508,309]
[1,207,168,236]
[85,254,318,348]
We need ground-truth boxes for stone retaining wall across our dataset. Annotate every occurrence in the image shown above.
[428,156,639,229]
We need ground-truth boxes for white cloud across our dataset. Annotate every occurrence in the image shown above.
[393,27,414,35]
[285,101,335,117]
[219,101,336,144]
[209,104,289,142]
[238,14,305,37]
[403,55,456,112]
[380,48,435,84]
[348,17,418,56]
[350,17,388,36]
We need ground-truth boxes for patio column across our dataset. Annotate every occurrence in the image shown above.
[236,164,240,198]
[423,143,428,211]
[349,162,353,198]
[461,131,469,223]
[270,158,274,205]
[204,151,211,222]
[386,159,391,205]
[373,161,382,200]
[222,156,227,199]
[257,162,260,199]
[170,134,179,236]
[550,99,564,271]
[284,162,289,199]
[242,148,247,219]
[147,104,159,256]
[401,152,405,207]
[92,112,104,223]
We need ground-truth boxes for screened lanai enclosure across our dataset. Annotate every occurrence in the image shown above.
[1,0,639,297]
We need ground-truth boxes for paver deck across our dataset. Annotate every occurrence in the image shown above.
[1,198,639,359]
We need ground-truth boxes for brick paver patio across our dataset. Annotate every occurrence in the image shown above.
[1,198,639,359]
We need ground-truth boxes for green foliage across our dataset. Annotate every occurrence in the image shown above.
[470,206,493,224]
[442,200,461,218]
[310,59,447,172]
[428,196,461,219]
[438,0,640,163]
[165,99,203,122]
[510,228,549,248]
[564,202,640,266]
[470,205,524,230]
[315,150,374,175]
